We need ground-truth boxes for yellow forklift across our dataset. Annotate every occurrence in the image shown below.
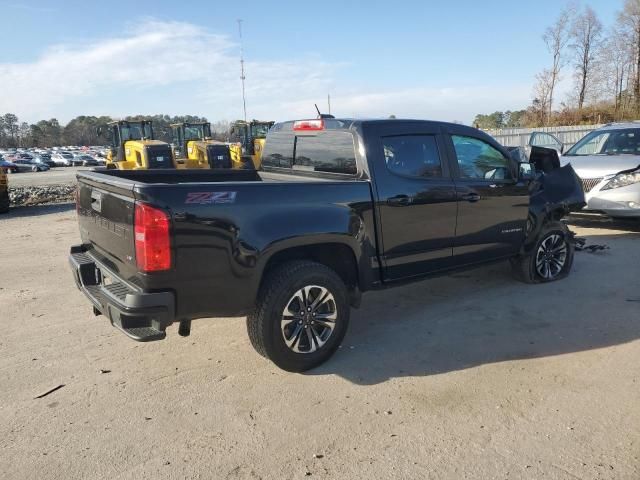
[170,122,231,169]
[228,120,274,169]
[103,120,176,170]
[0,167,9,213]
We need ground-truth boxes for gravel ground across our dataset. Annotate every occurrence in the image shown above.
[9,185,76,206]
[6,167,98,188]
[7,167,107,206]
[0,207,639,479]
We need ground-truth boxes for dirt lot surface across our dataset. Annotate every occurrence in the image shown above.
[1,206,639,479]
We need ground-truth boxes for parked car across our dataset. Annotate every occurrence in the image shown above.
[69,118,585,371]
[13,158,50,172]
[15,152,34,161]
[74,154,98,166]
[0,157,18,173]
[51,152,76,166]
[33,154,56,167]
[531,123,640,218]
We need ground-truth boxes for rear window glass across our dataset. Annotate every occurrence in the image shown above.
[294,132,356,175]
[262,132,294,168]
[262,131,357,175]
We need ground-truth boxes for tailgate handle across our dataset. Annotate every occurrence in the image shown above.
[90,190,102,212]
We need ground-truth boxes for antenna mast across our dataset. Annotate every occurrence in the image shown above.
[237,19,247,123]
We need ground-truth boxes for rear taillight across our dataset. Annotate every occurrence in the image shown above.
[134,202,171,272]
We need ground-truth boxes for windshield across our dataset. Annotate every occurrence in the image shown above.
[184,124,210,140]
[250,123,271,138]
[565,128,640,156]
[120,123,153,141]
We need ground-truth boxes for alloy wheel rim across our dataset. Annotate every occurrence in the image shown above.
[281,285,337,354]
[535,234,567,279]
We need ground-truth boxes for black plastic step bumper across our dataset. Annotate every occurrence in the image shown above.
[69,245,175,342]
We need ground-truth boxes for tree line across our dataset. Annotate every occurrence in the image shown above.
[474,0,640,129]
[0,113,232,148]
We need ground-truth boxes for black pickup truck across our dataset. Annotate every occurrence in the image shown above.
[69,119,584,371]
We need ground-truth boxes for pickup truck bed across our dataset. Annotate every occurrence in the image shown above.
[72,168,377,337]
[70,119,584,371]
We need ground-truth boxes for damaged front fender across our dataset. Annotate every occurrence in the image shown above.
[521,149,586,253]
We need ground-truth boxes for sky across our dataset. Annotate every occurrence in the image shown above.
[0,0,622,125]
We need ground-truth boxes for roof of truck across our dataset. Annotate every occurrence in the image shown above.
[273,118,473,131]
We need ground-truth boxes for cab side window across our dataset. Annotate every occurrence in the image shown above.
[383,135,442,178]
[452,135,513,180]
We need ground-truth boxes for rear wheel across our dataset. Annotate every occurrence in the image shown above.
[511,221,574,283]
[247,260,350,372]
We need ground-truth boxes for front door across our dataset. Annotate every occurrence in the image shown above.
[367,122,458,280]
[444,128,529,264]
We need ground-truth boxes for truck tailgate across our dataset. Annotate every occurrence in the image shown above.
[77,178,137,279]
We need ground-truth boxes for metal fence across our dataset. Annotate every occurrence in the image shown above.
[484,124,604,148]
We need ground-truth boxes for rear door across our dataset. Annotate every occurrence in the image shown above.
[366,122,458,280]
[443,125,529,263]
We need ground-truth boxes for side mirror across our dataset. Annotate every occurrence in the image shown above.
[518,162,534,181]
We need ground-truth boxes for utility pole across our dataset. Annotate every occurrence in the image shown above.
[237,19,247,123]
[327,94,331,115]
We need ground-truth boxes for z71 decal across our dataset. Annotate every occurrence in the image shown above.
[185,191,237,205]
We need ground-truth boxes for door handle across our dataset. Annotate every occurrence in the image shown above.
[387,195,412,206]
[460,193,481,202]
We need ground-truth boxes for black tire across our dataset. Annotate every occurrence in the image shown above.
[0,189,9,214]
[511,221,574,284]
[247,260,350,372]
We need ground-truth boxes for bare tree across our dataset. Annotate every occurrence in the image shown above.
[542,8,573,121]
[532,69,553,125]
[600,26,633,115]
[619,0,640,112]
[570,6,603,109]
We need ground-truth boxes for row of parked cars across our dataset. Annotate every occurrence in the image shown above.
[0,146,108,173]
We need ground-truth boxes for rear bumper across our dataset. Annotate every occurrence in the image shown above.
[69,245,175,341]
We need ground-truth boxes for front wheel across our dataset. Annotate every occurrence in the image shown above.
[247,261,350,372]
[511,221,574,283]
